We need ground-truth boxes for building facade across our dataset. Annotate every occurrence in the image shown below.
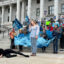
[0,0,64,25]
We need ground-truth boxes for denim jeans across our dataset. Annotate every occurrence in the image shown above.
[31,37,37,54]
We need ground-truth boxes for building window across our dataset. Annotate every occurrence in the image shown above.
[26,0,28,6]
[37,0,40,4]
[8,16,9,22]
[0,8,2,14]
[48,6,54,15]
[36,8,40,16]
[61,4,64,13]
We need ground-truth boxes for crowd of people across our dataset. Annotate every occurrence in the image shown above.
[9,18,64,56]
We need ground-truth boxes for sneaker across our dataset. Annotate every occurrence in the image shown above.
[31,54,36,56]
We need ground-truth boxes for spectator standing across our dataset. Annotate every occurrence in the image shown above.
[60,24,64,49]
[29,20,39,56]
[47,24,53,31]
[9,29,16,49]
[52,25,61,54]
[18,29,24,51]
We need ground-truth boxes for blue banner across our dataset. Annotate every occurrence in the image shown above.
[25,16,29,22]
[25,16,30,25]
[13,18,23,31]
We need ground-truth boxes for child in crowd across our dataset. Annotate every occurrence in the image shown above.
[18,29,24,38]
[40,26,47,52]
[40,26,47,39]
[18,29,24,51]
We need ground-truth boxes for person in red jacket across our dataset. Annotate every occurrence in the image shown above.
[47,23,53,31]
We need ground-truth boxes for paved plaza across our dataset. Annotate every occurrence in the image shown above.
[0,32,64,64]
[0,53,64,64]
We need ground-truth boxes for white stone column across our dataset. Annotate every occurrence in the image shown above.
[9,4,12,22]
[21,1,25,24]
[40,0,44,21]
[54,0,59,21]
[27,0,32,19]
[17,0,21,21]
[2,6,4,25]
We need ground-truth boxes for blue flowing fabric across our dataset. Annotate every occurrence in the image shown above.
[46,30,53,39]
[14,33,55,48]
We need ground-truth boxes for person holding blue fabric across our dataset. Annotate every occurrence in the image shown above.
[40,26,47,39]
[40,26,47,52]
[52,25,61,54]
[29,20,39,56]
[18,29,24,38]
[18,29,24,51]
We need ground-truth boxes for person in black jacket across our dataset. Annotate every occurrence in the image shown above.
[0,49,29,58]
[40,26,47,52]
[52,25,61,54]
[60,24,64,49]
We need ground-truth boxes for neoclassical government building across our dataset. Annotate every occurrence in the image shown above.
[0,0,64,25]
